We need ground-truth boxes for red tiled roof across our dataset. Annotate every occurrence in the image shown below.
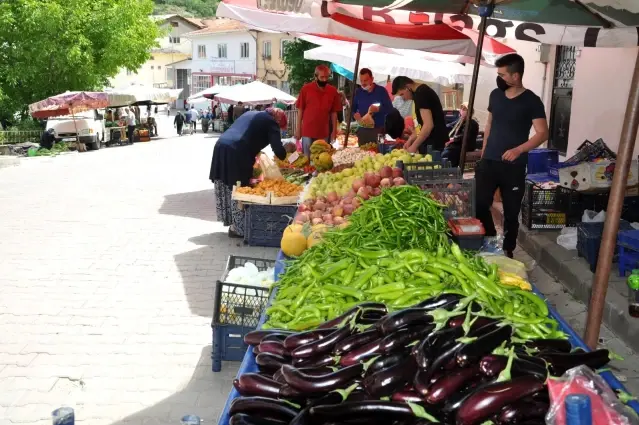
[183,18,247,36]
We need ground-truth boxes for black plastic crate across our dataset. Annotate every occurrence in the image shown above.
[524,180,557,208]
[521,203,568,230]
[400,162,459,185]
[622,196,639,223]
[415,179,475,218]
[577,220,632,273]
[244,204,297,247]
[555,187,610,224]
[452,234,484,251]
[211,324,253,372]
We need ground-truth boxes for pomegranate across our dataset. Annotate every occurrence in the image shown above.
[352,178,365,192]
[380,166,393,179]
[380,178,392,188]
[392,167,404,178]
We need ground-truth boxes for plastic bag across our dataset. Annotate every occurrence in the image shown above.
[583,209,606,223]
[557,227,578,250]
[258,152,283,181]
[478,253,529,279]
[481,236,505,255]
[546,365,639,425]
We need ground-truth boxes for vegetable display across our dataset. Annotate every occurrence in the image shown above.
[237,180,304,197]
[233,300,617,425]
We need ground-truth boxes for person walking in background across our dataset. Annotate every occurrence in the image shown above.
[391,76,448,154]
[125,108,136,144]
[442,102,479,167]
[352,68,393,144]
[475,53,549,259]
[233,102,246,122]
[295,64,341,157]
[189,107,199,134]
[174,111,185,136]
[228,104,235,125]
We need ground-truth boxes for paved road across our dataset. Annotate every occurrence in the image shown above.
[0,125,277,425]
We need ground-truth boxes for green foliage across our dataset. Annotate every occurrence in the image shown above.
[282,39,334,95]
[0,0,160,123]
[153,0,218,17]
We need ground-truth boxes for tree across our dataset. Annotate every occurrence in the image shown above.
[153,0,219,17]
[282,39,334,95]
[0,0,160,123]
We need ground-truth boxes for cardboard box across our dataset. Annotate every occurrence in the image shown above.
[559,160,638,191]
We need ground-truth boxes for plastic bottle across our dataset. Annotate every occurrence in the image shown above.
[181,415,201,425]
[52,407,74,425]
[565,394,593,425]
[627,269,639,318]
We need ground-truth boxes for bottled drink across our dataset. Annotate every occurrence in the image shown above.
[181,415,201,425]
[52,407,74,425]
[565,394,592,425]
[628,269,639,317]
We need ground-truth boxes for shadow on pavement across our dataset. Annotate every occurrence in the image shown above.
[159,189,216,222]
[107,346,238,425]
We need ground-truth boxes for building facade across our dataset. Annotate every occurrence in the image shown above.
[109,15,204,89]
[256,32,294,94]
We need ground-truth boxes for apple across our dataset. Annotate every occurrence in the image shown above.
[392,167,404,178]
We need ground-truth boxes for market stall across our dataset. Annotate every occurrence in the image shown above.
[213,81,296,106]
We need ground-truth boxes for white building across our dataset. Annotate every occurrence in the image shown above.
[167,18,258,109]
[109,15,204,90]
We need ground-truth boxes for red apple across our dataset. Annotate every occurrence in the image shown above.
[380,166,393,179]
[392,167,404,178]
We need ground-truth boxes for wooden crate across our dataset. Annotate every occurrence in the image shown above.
[231,186,270,205]
[270,195,300,205]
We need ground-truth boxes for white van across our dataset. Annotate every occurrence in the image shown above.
[45,109,107,150]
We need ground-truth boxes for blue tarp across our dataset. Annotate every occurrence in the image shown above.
[331,63,353,81]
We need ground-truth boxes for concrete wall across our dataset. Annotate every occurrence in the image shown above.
[189,31,257,76]
[157,19,198,54]
[567,47,639,158]
[256,32,293,93]
[110,52,189,88]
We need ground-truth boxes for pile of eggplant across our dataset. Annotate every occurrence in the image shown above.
[230,294,613,425]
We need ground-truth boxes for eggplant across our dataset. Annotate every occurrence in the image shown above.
[306,391,344,408]
[439,378,487,422]
[424,365,480,405]
[456,325,513,368]
[292,327,352,359]
[380,325,435,354]
[455,376,545,425]
[283,328,338,351]
[413,293,464,310]
[252,346,261,356]
[414,327,464,370]
[318,303,387,329]
[479,355,548,380]
[233,373,283,398]
[365,352,408,376]
[413,369,434,397]
[255,352,290,373]
[289,407,312,425]
[244,330,293,346]
[377,308,433,335]
[363,357,417,397]
[293,353,337,368]
[537,349,611,375]
[523,338,572,353]
[229,414,288,425]
[309,401,418,422]
[340,338,382,367]
[448,316,499,330]
[391,390,424,404]
[229,396,300,420]
[496,400,549,425]
[446,314,467,329]
[419,338,464,383]
[347,390,372,402]
[258,340,291,358]
[273,368,286,384]
[279,384,305,400]
[512,352,547,368]
[281,363,364,394]
[334,329,380,356]
[260,333,291,343]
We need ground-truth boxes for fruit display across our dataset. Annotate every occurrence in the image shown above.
[336,134,358,148]
[359,142,378,152]
[310,140,336,172]
[275,152,309,169]
[281,169,311,186]
[332,148,374,167]
[237,179,303,197]
[280,223,332,258]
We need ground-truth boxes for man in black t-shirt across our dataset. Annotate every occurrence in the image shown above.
[476,53,549,258]
[391,77,448,154]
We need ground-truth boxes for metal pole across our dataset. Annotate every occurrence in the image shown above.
[584,49,639,349]
[343,41,362,149]
[458,16,488,172]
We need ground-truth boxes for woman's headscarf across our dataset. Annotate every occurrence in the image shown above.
[449,102,472,138]
[266,107,288,130]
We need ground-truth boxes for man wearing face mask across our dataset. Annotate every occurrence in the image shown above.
[476,53,549,259]
[391,76,448,154]
[352,68,393,144]
[295,64,342,157]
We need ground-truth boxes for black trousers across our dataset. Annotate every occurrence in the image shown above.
[475,159,527,253]
[127,125,136,144]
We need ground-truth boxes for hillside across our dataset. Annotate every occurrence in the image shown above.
[153,0,218,17]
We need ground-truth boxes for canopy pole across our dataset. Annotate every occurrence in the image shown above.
[70,106,86,153]
[584,50,639,349]
[343,41,362,149]
[459,1,493,172]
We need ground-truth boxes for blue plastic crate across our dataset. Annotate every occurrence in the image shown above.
[378,141,402,155]
[577,220,632,273]
[528,149,559,174]
[618,230,639,276]
[548,162,573,179]
[244,204,297,247]
[526,172,559,183]
[212,324,253,372]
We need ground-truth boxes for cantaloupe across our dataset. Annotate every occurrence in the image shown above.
[307,231,323,248]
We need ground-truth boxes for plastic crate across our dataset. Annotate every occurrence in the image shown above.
[622,196,639,223]
[528,149,559,174]
[401,162,460,185]
[548,162,572,179]
[449,218,485,250]
[378,141,403,155]
[212,324,253,372]
[521,180,569,230]
[416,179,475,218]
[526,173,559,184]
[555,187,610,224]
[577,220,631,273]
[464,151,481,172]
[244,204,297,247]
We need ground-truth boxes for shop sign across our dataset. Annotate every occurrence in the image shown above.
[209,60,236,74]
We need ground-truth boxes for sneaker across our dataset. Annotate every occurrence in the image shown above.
[506,251,514,259]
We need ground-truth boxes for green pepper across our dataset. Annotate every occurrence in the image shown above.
[324,284,364,300]
[289,318,324,331]
[489,264,499,282]
[374,292,406,301]
[451,243,467,265]
[266,304,295,317]
[320,259,350,281]
[297,305,322,318]
[294,284,315,310]
[343,263,357,286]
[352,266,378,289]
[354,249,390,259]
[414,271,441,283]
[516,289,549,317]
[367,282,405,294]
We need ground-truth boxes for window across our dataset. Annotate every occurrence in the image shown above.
[217,43,227,58]
[171,21,179,28]
[262,41,272,59]
[280,39,292,58]
[231,76,251,85]
[169,36,181,44]
[198,45,206,59]
[280,81,290,94]
[193,74,212,94]
[151,66,154,70]
[158,65,161,70]
[240,42,249,58]
[267,80,277,87]
[216,76,230,85]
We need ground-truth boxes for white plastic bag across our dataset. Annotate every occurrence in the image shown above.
[258,153,283,181]
[557,227,578,250]
[583,209,606,223]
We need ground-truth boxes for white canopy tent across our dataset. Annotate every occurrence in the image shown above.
[187,86,231,104]
[106,85,183,105]
[213,81,296,106]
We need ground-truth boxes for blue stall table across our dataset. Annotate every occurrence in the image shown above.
[216,251,639,425]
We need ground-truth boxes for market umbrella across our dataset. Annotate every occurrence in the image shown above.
[187,86,231,103]
[106,85,183,105]
[213,81,297,105]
